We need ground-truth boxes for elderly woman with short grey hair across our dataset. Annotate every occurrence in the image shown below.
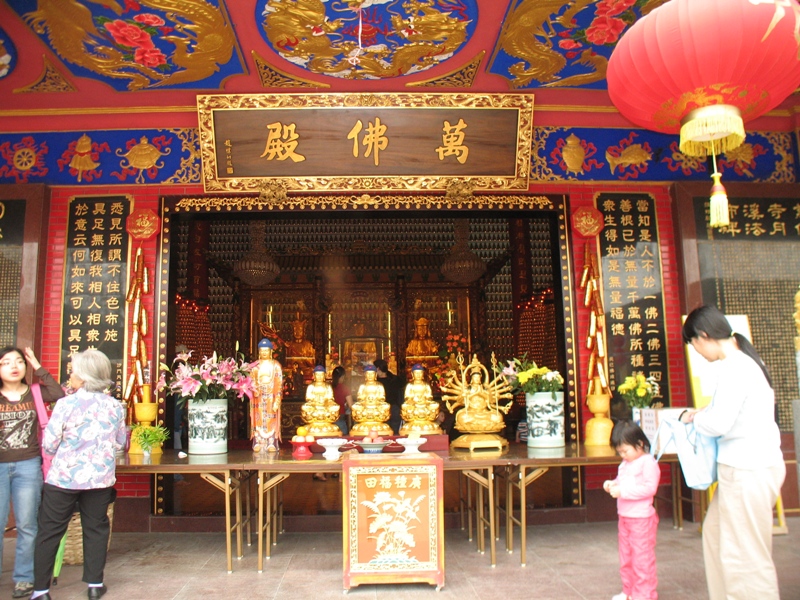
[31,349,127,600]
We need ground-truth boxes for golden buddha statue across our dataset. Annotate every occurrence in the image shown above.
[400,364,442,436]
[441,355,514,450]
[350,365,392,437]
[405,317,439,359]
[251,338,283,453]
[301,365,342,437]
[285,318,315,382]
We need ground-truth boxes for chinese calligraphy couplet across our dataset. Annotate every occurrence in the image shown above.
[596,193,670,405]
[59,196,131,392]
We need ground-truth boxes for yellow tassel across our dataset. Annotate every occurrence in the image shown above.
[709,172,730,228]
[679,105,745,157]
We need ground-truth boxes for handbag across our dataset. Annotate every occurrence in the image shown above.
[30,383,52,478]
[653,418,718,490]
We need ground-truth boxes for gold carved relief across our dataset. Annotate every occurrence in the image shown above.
[174,193,556,213]
[13,55,75,93]
[761,132,794,183]
[162,128,202,185]
[251,50,329,89]
[406,51,485,88]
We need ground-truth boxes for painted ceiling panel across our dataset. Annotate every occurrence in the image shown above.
[488,0,668,90]
[6,0,246,91]
[257,0,478,80]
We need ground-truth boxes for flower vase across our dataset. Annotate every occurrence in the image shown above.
[526,391,565,448]
[187,398,228,455]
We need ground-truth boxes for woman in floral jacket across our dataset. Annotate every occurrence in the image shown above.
[31,349,126,600]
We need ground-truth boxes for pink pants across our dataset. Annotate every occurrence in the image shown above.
[618,513,658,600]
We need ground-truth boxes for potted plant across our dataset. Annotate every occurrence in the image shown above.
[505,355,564,398]
[130,423,170,456]
[504,355,565,448]
[616,373,661,423]
[158,347,256,455]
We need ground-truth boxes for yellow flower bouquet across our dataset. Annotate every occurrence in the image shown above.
[616,373,660,409]
[504,355,564,397]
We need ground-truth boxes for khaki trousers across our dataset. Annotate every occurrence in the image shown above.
[702,461,785,600]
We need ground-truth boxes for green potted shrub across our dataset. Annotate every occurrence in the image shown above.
[130,423,170,456]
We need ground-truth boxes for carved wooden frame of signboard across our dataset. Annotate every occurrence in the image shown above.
[197,93,534,194]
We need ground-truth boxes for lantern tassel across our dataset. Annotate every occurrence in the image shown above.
[709,141,730,229]
[679,105,745,157]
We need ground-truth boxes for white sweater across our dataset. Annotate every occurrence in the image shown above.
[693,349,782,470]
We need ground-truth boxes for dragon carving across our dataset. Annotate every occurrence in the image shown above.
[263,0,468,79]
[498,0,669,89]
[23,0,236,90]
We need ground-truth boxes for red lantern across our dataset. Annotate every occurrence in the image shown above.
[608,0,800,227]
[608,0,800,156]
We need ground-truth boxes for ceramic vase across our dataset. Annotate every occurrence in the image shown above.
[187,398,228,455]
[526,391,565,448]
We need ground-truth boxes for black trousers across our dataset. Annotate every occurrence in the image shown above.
[34,484,116,589]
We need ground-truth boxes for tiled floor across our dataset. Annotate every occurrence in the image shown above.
[3,518,799,599]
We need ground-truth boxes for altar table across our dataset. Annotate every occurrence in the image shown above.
[116,445,680,572]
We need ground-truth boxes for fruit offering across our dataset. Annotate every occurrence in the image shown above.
[362,428,383,443]
[292,426,314,443]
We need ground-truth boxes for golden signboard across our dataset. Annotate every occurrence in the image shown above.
[343,453,444,590]
[197,93,533,193]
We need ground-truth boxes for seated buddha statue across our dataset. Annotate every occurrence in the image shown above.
[441,357,514,435]
[405,317,439,363]
[301,365,341,436]
[350,365,392,437]
[285,318,315,382]
[400,364,442,436]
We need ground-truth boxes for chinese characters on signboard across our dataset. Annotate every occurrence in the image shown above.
[0,200,26,346]
[343,454,444,590]
[596,193,670,404]
[214,108,516,176]
[198,93,533,193]
[694,197,800,241]
[60,196,130,394]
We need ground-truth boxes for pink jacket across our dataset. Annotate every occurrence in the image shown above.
[612,453,660,518]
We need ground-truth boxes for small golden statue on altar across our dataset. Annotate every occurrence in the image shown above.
[285,317,315,382]
[400,364,442,436]
[405,317,439,365]
[251,338,283,453]
[350,365,392,437]
[441,354,514,451]
[301,365,342,437]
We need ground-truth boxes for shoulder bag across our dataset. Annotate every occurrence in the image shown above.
[653,417,718,490]
[30,383,52,478]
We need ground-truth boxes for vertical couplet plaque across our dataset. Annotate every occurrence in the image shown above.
[343,453,444,591]
[59,196,131,393]
[595,193,670,404]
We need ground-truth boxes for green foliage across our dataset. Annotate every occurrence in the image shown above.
[131,424,170,451]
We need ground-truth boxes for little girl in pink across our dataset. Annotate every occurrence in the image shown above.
[603,420,661,600]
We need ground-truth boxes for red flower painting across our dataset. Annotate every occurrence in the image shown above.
[585,16,627,45]
[104,19,154,49]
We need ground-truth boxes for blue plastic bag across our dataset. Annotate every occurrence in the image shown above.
[652,418,718,490]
